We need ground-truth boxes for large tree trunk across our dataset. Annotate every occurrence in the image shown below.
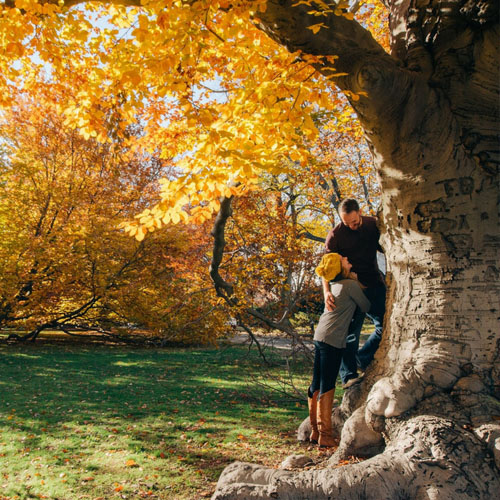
[212,0,500,498]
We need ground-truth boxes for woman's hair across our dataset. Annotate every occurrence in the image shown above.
[333,259,353,281]
[332,267,347,282]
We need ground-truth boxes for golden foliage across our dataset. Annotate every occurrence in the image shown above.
[0,0,387,239]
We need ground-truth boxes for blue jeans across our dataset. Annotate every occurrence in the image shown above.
[309,341,343,396]
[338,306,365,384]
[339,282,386,384]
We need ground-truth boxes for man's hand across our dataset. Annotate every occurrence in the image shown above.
[324,291,336,311]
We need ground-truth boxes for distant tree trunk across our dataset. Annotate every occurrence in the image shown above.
[212,0,500,498]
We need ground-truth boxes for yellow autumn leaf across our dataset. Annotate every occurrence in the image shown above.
[307,23,327,34]
[171,211,180,224]
[135,227,146,241]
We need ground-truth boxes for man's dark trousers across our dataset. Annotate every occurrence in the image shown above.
[339,282,386,384]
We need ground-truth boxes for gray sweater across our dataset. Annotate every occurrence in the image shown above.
[314,279,371,349]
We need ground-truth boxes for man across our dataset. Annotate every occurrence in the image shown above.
[322,198,386,387]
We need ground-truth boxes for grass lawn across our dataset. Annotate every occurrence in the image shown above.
[0,337,342,500]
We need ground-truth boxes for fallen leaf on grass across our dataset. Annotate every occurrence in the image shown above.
[336,459,350,466]
[126,459,139,467]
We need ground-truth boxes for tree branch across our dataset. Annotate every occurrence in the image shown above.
[209,196,314,362]
[210,195,235,300]
[255,0,398,89]
[298,229,324,243]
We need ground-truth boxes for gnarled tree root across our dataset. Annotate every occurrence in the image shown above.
[212,415,500,500]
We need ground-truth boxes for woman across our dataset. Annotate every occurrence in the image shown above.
[308,252,371,447]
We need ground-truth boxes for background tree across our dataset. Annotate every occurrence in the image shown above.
[0,0,498,498]
[0,84,226,344]
[218,145,380,326]
[310,99,381,217]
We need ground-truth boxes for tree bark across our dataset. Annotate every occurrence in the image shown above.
[214,414,499,499]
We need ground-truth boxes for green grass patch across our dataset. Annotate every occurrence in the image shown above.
[0,341,341,499]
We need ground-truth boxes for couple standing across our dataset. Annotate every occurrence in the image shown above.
[308,198,386,447]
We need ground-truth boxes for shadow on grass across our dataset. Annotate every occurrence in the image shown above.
[0,341,314,498]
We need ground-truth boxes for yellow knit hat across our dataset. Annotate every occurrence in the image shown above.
[315,253,342,281]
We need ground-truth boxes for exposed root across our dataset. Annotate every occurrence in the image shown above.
[329,405,385,461]
[212,415,500,500]
[212,454,414,500]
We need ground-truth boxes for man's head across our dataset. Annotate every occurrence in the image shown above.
[339,198,362,230]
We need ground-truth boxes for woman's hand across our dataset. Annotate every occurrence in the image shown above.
[324,291,336,311]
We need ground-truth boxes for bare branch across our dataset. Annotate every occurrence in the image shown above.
[209,197,314,362]
[235,317,269,365]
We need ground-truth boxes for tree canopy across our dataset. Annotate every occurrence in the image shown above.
[0,0,386,238]
[0,0,383,341]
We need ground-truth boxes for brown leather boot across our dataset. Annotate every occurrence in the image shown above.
[317,389,336,447]
[308,389,319,443]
